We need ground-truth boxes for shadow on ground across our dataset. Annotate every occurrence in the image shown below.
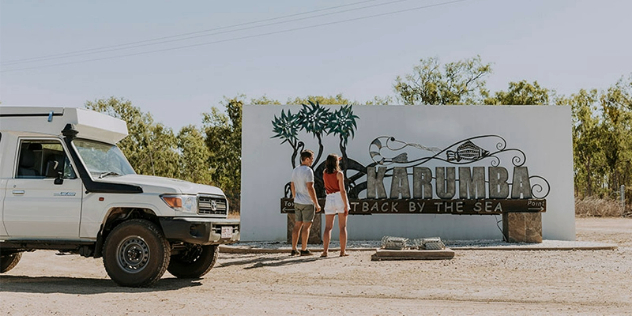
[217,254,319,269]
[0,275,202,294]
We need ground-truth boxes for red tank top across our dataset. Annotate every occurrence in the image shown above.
[323,172,340,194]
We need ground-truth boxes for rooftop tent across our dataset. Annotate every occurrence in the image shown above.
[0,107,128,144]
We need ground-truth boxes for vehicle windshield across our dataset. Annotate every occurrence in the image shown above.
[73,139,136,177]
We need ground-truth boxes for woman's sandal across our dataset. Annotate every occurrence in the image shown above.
[340,252,349,257]
[320,252,328,258]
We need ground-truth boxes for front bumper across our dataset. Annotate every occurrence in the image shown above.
[159,217,240,245]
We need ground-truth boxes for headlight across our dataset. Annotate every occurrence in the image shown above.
[160,194,198,213]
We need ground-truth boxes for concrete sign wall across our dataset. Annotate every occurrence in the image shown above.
[242,105,575,241]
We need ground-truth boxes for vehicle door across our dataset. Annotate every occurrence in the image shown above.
[3,138,83,239]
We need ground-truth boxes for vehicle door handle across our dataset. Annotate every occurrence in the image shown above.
[12,190,25,195]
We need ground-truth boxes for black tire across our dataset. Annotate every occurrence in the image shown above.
[167,244,218,279]
[102,219,171,287]
[0,252,22,273]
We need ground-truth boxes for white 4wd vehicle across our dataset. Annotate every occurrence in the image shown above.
[0,106,240,287]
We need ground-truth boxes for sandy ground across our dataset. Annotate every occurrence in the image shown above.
[1,217,631,316]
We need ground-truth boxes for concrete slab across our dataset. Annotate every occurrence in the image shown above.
[371,248,455,261]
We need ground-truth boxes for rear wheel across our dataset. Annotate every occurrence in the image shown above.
[167,244,218,279]
[0,252,22,273]
[103,219,170,287]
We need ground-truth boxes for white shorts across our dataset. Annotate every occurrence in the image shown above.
[324,191,349,215]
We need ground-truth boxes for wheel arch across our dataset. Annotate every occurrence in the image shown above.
[94,207,161,258]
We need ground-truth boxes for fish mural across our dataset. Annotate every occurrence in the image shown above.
[446,140,490,162]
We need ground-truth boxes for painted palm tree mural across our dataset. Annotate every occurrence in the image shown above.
[326,105,359,180]
[272,104,366,198]
[296,101,331,168]
[271,109,302,168]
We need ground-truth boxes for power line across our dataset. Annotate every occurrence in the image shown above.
[2,0,388,66]
[1,0,471,73]
[3,0,417,67]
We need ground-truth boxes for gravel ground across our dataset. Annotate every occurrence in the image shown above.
[1,217,631,315]
[226,238,617,252]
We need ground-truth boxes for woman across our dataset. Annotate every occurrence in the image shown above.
[321,154,350,257]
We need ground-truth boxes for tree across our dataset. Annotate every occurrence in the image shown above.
[394,56,492,105]
[85,97,179,178]
[288,94,352,105]
[177,125,213,184]
[364,95,394,105]
[484,80,554,105]
[250,95,281,105]
[562,75,632,200]
[563,89,603,197]
[203,97,243,211]
[599,77,632,195]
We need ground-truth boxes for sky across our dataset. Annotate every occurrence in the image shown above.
[2,0,631,130]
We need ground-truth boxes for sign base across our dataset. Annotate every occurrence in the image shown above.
[503,212,542,243]
[286,213,322,244]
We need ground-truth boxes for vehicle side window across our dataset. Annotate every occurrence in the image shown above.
[16,140,77,179]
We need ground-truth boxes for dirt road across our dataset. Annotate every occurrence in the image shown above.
[2,217,631,315]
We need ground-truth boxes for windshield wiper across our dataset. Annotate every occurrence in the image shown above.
[99,172,120,178]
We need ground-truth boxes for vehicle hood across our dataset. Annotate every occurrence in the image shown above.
[97,174,225,196]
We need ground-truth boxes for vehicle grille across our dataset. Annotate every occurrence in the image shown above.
[198,195,228,215]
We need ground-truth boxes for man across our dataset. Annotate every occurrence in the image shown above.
[290,149,321,256]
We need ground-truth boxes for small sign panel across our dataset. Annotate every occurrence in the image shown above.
[221,226,233,238]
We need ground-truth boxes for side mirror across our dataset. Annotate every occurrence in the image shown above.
[54,171,64,185]
[45,161,64,185]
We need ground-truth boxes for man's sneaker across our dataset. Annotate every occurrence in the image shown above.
[290,249,300,256]
[300,249,313,256]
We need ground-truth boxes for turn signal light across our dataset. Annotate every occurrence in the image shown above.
[162,196,182,208]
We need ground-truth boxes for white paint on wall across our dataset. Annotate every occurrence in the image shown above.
[242,105,575,241]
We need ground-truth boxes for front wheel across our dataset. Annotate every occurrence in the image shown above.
[0,252,22,273]
[103,219,171,287]
[167,244,218,279]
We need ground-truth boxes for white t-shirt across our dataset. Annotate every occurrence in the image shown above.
[291,165,314,205]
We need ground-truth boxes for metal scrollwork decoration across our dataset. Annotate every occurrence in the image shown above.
[369,135,526,168]
[528,175,551,199]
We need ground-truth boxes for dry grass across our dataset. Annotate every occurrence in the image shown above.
[575,197,627,217]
